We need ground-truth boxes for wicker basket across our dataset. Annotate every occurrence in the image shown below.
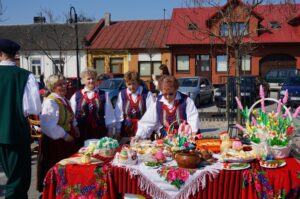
[248,98,293,159]
[268,145,292,159]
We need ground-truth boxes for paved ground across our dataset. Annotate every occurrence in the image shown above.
[0,92,299,199]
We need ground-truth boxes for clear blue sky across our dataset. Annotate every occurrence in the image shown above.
[1,0,185,24]
[3,0,299,25]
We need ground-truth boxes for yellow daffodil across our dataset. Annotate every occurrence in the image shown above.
[257,117,261,121]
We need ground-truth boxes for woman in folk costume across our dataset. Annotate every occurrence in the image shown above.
[132,75,200,141]
[70,68,115,146]
[115,71,155,140]
[38,75,80,192]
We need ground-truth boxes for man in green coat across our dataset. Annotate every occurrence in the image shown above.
[0,39,42,199]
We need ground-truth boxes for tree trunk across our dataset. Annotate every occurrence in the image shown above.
[235,49,242,134]
[226,46,229,119]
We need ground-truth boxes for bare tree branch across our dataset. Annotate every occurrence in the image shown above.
[181,0,298,125]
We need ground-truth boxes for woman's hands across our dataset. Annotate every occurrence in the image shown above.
[130,136,140,145]
[63,133,74,142]
[74,126,80,138]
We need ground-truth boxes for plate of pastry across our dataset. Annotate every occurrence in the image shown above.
[220,149,256,163]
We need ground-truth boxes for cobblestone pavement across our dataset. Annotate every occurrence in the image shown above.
[0,92,299,198]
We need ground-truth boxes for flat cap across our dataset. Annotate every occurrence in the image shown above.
[0,38,20,55]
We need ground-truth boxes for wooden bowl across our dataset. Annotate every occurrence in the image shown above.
[174,151,201,169]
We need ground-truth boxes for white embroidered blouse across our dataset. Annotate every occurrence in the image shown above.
[40,93,76,140]
[0,61,42,116]
[135,92,200,139]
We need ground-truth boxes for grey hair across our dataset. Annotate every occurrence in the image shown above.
[46,74,65,92]
[80,68,97,78]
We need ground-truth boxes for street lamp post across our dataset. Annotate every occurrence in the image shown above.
[69,6,80,89]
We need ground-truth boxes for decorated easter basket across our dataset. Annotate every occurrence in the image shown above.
[97,148,116,158]
[247,98,293,159]
[163,120,202,168]
[163,119,195,151]
[95,137,119,158]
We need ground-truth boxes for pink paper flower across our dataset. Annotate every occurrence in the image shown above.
[282,107,291,118]
[180,120,186,132]
[259,85,265,112]
[261,99,265,113]
[235,96,243,111]
[276,99,282,115]
[177,168,190,181]
[183,142,189,148]
[184,125,191,135]
[251,116,257,126]
[259,85,265,99]
[293,106,300,118]
[282,90,289,104]
[235,124,246,132]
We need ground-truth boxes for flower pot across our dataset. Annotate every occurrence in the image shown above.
[268,145,291,159]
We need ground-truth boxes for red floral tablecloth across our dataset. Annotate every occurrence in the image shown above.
[43,157,300,199]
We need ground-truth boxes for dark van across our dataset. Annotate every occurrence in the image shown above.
[214,75,270,109]
[265,68,298,91]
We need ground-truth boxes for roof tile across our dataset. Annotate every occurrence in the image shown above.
[88,19,170,49]
[167,4,300,45]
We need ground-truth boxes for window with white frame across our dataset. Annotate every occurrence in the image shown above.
[53,58,64,75]
[176,55,189,71]
[241,55,251,71]
[139,61,161,76]
[31,58,42,76]
[196,55,210,71]
[216,55,228,72]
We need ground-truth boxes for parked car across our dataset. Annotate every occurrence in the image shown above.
[214,75,270,109]
[265,68,298,91]
[279,76,300,107]
[97,78,148,108]
[177,76,214,108]
[96,73,124,86]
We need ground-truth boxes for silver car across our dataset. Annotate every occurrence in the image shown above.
[178,76,214,108]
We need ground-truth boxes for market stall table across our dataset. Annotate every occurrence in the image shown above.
[42,155,300,199]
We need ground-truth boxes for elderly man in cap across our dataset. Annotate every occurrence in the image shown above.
[0,39,41,199]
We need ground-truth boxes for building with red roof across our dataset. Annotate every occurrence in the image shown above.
[85,13,171,83]
[167,1,300,85]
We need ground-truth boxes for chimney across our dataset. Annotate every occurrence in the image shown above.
[104,12,111,26]
[34,16,46,24]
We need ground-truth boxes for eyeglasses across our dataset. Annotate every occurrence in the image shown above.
[162,92,174,97]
